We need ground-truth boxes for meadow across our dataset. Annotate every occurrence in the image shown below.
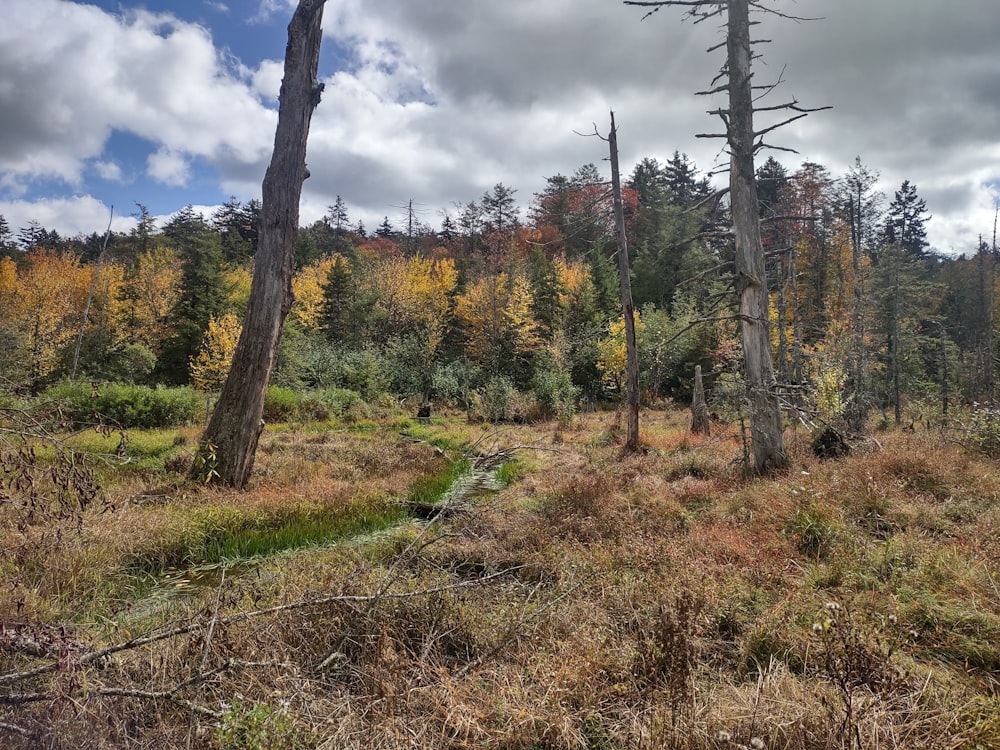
[2,405,999,749]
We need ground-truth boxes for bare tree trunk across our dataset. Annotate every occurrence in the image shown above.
[196,0,326,488]
[609,111,640,451]
[990,208,998,405]
[71,207,114,379]
[691,365,710,435]
[726,0,787,472]
[848,193,867,431]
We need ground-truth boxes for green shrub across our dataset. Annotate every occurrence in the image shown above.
[431,358,481,408]
[45,381,198,428]
[262,386,301,423]
[531,367,578,425]
[967,406,1000,457]
[473,375,517,423]
[317,387,369,422]
[214,701,303,750]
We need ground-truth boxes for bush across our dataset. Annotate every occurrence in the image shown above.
[472,375,518,423]
[317,388,369,422]
[262,386,301,423]
[531,367,578,425]
[967,406,1000,457]
[45,381,198,428]
[431,358,481,408]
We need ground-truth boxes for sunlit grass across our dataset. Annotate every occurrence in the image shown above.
[5,407,1000,748]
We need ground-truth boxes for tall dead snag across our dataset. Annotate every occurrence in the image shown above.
[691,365,710,435]
[724,0,786,471]
[196,0,326,488]
[609,112,641,451]
[625,0,825,472]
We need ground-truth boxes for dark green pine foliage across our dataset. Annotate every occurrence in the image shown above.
[321,254,361,345]
[212,197,259,264]
[629,154,715,312]
[663,150,712,207]
[157,206,227,384]
[882,180,931,260]
[375,216,394,239]
[528,247,567,340]
[325,195,352,257]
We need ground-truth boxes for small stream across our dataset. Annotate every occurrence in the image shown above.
[127,460,507,618]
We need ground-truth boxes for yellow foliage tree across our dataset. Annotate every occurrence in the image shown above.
[455,271,539,370]
[224,264,253,318]
[121,247,182,353]
[290,254,341,329]
[6,249,92,384]
[596,311,646,392]
[191,313,242,391]
[361,255,458,357]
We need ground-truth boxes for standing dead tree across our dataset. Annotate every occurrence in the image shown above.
[609,112,641,451]
[196,0,326,488]
[626,0,827,472]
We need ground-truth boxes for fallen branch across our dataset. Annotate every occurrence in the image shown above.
[0,569,521,688]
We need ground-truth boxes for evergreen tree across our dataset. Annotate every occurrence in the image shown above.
[158,206,226,383]
[0,215,15,257]
[17,220,45,251]
[664,151,712,207]
[212,197,259,264]
[375,216,394,238]
[528,247,566,340]
[321,254,359,344]
[883,180,931,260]
[755,156,788,219]
[325,195,352,256]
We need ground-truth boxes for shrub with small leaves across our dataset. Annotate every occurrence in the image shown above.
[967,406,1000,457]
[214,701,303,750]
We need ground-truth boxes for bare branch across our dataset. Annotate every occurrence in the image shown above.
[0,570,519,688]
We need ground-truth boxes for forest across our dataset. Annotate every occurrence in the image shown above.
[0,152,996,431]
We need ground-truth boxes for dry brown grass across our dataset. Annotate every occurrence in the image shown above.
[3,409,1000,749]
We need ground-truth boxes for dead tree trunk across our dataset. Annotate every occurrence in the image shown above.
[726,0,787,471]
[625,0,815,471]
[691,365,710,435]
[609,111,640,451]
[71,207,114,379]
[196,0,326,488]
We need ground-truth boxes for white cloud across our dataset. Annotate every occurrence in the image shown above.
[1,0,999,252]
[93,160,125,183]
[146,148,190,187]
[0,0,276,189]
[0,196,135,238]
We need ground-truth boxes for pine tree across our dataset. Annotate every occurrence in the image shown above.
[158,207,226,383]
[883,180,930,260]
[0,214,14,256]
[321,254,358,344]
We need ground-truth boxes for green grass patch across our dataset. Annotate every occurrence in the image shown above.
[128,496,408,575]
[406,459,471,505]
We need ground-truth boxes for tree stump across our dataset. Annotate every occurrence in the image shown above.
[691,365,710,436]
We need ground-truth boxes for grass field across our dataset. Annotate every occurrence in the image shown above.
[2,407,999,749]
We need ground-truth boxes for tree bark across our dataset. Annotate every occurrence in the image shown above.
[726,0,787,471]
[691,365,710,435]
[196,0,326,488]
[609,112,640,452]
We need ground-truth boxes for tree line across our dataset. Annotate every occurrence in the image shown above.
[0,153,995,429]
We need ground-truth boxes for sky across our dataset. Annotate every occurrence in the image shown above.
[1,0,998,254]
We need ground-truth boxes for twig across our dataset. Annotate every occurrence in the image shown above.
[0,570,520,688]
[187,568,227,749]
[0,720,29,736]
